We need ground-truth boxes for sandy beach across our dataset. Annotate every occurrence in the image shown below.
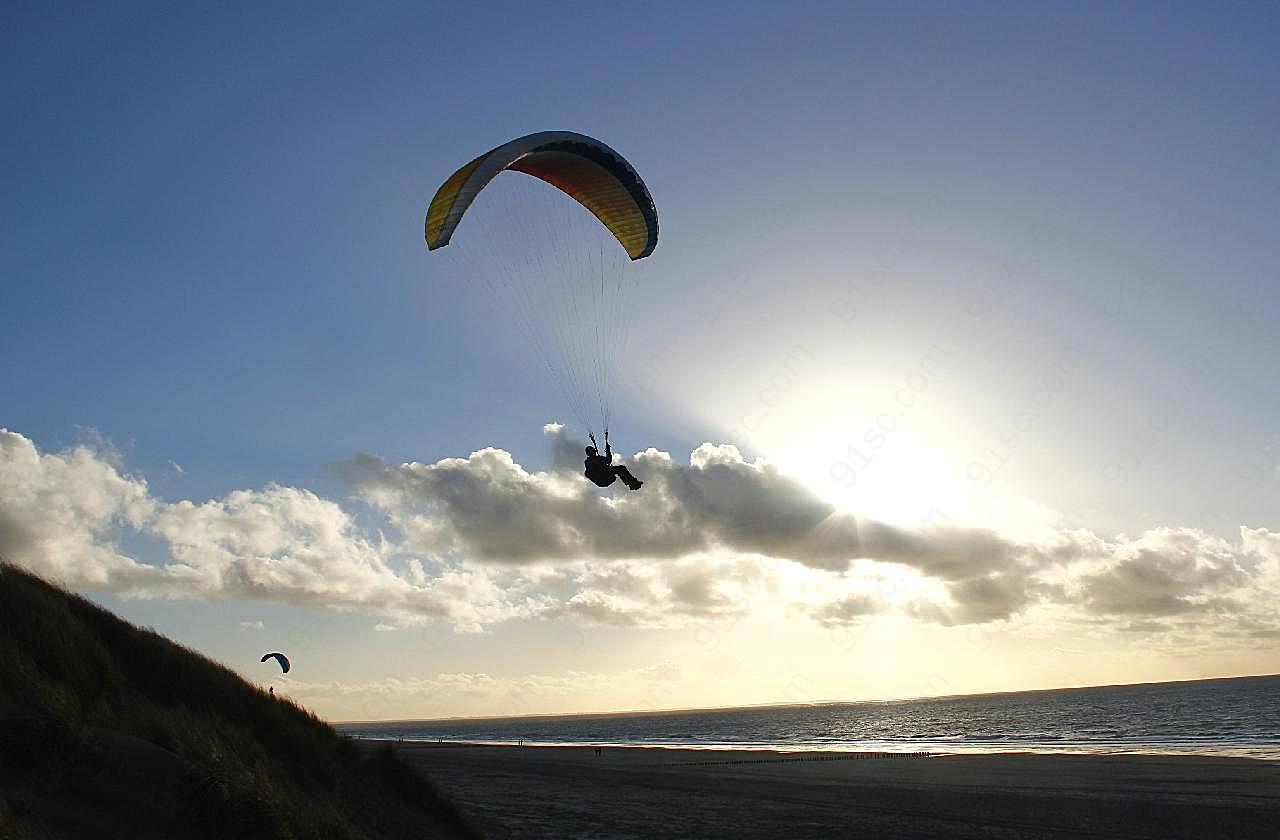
[391,743,1280,839]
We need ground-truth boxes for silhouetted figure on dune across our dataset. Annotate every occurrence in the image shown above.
[584,431,642,490]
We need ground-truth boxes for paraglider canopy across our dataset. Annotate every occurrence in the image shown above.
[424,130,659,438]
[426,130,658,259]
[260,652,290,674]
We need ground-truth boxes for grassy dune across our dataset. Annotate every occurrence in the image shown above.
[0,562,479,839]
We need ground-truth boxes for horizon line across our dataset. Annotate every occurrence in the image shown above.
[335,670,1280,726]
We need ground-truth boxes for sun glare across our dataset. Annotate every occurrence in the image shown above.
[768,422,978,530]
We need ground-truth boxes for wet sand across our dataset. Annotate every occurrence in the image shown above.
[391,742,1280,839]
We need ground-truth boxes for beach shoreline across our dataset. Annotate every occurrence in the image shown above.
[355,735,1280,761]
[389,741,1280,839]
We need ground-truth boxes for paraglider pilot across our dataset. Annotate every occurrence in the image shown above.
[585,431,643,490]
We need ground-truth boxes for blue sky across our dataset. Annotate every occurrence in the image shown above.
[3,2,1279,718]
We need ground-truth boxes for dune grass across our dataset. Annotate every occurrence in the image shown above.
[0,561,479,839]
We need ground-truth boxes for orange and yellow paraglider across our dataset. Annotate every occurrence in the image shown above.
[425,131,659,437]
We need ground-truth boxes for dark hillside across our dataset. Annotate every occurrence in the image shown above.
[0,562,479,839]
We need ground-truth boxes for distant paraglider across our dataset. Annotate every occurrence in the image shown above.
[260,652,290,674]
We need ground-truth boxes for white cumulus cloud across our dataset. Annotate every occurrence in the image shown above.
[3,425,1279,642]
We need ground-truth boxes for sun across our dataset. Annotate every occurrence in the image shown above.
[679,368,989,530]
[767,421,978,530]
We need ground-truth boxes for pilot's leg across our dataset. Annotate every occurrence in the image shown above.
[613,465,642,490]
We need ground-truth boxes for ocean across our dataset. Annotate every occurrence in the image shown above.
[336,674,1280,760]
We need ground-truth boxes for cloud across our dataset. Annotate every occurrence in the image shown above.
[340,425,1020,572]
[812,593,881,627]
[286,661,692,720]
[3,425,1280,641]
[537,555,768,628]
[337,425,1059,624]
[0,428,504,627]
[0,428,157,585]
[1241,527,1280,586]
[1074,528,1246,617]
